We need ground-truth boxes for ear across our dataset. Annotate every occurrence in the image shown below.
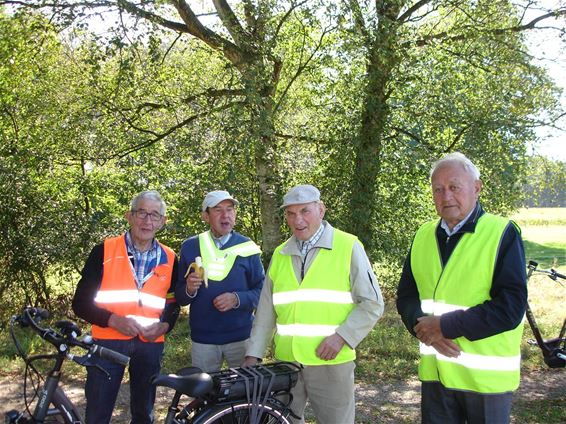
[318,201,326,218]
[125,210,134,225]
[474,179,483,197]
[201,210,209,223]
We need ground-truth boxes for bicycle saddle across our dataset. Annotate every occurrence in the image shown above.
[151,368,213,397]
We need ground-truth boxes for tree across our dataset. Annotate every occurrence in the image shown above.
[340,0,565,254]
[523,155,566,207]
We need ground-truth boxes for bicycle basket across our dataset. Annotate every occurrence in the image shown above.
[209,361,301,402]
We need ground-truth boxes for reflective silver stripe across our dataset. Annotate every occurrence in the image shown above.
[139,292,166,309]
[95,290,138,303]
[276,323,338,337]
[273,289,353,305]
[229,242,262,256]
[419,343,521,371]
[420,299,468,315]
[126,315,160,327]
[95,290,165,309]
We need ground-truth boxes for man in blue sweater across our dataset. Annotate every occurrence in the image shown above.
[176,190,264,372]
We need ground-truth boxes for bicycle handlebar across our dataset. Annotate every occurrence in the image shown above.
[89,344,130,366]
[14,307,130,367]
[527,260,566,281]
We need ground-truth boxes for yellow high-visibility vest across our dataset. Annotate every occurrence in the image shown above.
[198,231,261,281]
[411,214,523,393]
[270,229,356,365]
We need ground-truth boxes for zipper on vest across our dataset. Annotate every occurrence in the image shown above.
[300,250,311,281]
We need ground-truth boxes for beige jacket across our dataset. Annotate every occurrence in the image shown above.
[246,222,384,360]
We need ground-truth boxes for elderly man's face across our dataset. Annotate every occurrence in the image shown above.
[202,199,237,237]
[126,199,165,248]
[285,201,325,241]
[431,162,481,230]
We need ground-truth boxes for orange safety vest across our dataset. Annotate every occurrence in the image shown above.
[92,235,175,342]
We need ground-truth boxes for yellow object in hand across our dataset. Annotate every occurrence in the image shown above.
[185,256,208,288]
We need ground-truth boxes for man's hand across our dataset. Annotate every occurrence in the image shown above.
[316,333,346,361]
[141,322,169,342]
[186,271,204,295]
[431,339,461,358]
[414,316,444,346]
[213,292,238,312]
[242,356,260,367]
[108,314,144,337]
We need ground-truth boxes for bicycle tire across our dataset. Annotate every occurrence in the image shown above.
[39,388,82,423]
[193,401,292,424]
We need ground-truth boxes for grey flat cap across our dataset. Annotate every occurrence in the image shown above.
[202,190,239,211]
[280,184,321,209]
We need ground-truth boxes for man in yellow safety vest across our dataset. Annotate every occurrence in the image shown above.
[243,184,384,424]
[397,152,527,423]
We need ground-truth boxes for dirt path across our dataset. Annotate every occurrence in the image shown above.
[1,370,564,423]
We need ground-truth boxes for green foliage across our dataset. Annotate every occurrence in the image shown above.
[522,156,566,207]
[0,2,564,318]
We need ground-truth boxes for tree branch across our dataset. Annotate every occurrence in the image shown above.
[212,0,249,45]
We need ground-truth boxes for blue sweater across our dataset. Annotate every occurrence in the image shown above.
[175,231,265,344]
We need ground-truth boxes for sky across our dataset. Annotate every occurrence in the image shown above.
[524,2,566,162]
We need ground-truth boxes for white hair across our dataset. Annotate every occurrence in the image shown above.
[130,190,166,216]
[430,152,480,180]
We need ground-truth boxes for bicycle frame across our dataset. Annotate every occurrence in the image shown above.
[525,261,566,368]
[5,307,129,423]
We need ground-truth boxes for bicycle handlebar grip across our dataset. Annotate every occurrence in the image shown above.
[552,269,566,280]
[91,344,130,366]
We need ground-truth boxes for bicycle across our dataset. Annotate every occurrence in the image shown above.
[4,306,130,423]
[151,361,301,424]
[525,260,566,368]
[4,306,300,424]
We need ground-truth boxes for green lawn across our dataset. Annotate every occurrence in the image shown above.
[510,208,566,270]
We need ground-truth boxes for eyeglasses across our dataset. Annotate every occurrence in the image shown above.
[132,209,163,222]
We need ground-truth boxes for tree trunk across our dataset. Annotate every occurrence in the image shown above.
[348,4,402,258]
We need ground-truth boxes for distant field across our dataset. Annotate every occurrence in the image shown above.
[509,208,566,270]
[510,207,566,226]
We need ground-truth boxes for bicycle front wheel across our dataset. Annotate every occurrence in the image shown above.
[194,401,292,424]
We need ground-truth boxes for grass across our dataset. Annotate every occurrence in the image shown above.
[510,208,566,269]
[512,398,566,424]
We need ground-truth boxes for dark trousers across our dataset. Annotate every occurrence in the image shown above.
[85,337,164,424]
[421,381,513,424]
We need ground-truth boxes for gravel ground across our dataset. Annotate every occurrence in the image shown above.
[1,369,564,423]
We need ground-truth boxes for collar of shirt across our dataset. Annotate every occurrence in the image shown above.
[212,231,233,249]
[125,231,163,289]
[296,223,325,257]
[440,203,478,237]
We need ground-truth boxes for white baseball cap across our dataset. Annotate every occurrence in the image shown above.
[202,190,239,211]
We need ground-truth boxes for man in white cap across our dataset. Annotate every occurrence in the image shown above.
[243,184,384,424]
[176,190,264,372]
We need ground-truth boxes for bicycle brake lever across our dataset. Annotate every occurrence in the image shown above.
[71,354,111,379]
[93,363,111,379]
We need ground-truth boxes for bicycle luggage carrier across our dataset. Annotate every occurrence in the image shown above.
[208,361,301,402]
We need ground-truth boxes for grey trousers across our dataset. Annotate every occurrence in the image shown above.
[421,381,513,424]
[288,361,356,424]
[190,339,248,372]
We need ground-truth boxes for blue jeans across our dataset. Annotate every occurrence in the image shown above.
[85,338,164,424]
[421,381,513,424]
